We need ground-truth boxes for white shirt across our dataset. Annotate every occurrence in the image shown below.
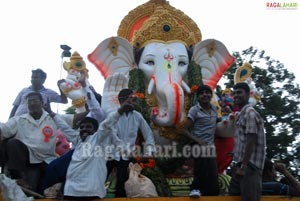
[82,85,106,123]
[0,110,77,164]
[13,86,65,116]
[108,110,156,161]
[55,111,121,198]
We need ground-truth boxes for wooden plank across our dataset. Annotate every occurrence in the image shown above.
[1,196,296,201]
[98,197,299,201]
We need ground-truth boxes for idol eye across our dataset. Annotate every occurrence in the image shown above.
[178,61,187,66]
[146,60,155,66]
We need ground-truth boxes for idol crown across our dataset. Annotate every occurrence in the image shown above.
[132,6,197,49]
[63,51,89,77]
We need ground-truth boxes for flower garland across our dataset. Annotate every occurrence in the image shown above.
[133,92,145,99]
[128,68,150,122]
[187,60,203,107]
[129,68,173,196]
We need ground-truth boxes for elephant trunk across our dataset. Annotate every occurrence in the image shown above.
[151,81,184,127]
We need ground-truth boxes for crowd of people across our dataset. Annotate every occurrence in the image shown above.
[0,68,299,201]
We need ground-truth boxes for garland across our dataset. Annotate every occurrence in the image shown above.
[187,60,203,107]
[128,68,150,123]
[128,69,173,196]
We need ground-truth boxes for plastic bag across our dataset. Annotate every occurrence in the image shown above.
[0,174,33,201]
[43,182,62,199]
[125,162,158,198]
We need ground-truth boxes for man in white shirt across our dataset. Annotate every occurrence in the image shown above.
[9,68,68,118]
[106,88,156,197]
[41,73,106,194]
[46,93,135,199]
[0,92,77,192]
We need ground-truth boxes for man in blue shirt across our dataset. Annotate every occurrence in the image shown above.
[182,84,219,197]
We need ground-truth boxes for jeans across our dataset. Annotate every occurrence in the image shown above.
[41,149,74,192]
[229,162,262,201]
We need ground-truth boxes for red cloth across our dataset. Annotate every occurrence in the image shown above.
[215,136,234,174]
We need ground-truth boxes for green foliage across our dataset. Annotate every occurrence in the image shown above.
[187,60,203,107]
[221,47,300,175]
[128,69,150,123]
[64,106,76,114]
[154,135,191,175]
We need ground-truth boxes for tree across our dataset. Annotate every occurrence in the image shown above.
[220,47,300,175]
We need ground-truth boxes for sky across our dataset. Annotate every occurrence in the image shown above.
[0,0,299,122]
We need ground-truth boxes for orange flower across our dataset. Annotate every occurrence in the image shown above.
[139,159,156,169]
[191,85,199,93]
[146,159,156,168]
[134,92,145,99]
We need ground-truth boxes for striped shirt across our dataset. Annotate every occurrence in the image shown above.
[187,103,218,145]
[233,104,266,169]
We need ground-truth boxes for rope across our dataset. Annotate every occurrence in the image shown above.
[56,56,64,113]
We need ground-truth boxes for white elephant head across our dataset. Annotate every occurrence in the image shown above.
[88,37,234,128]
[136,42,191,126]
[88,5,235,129]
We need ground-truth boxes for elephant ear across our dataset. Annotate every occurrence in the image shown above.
[101,73,129,114]
[192,39,235,89]
[88,36,137,79]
